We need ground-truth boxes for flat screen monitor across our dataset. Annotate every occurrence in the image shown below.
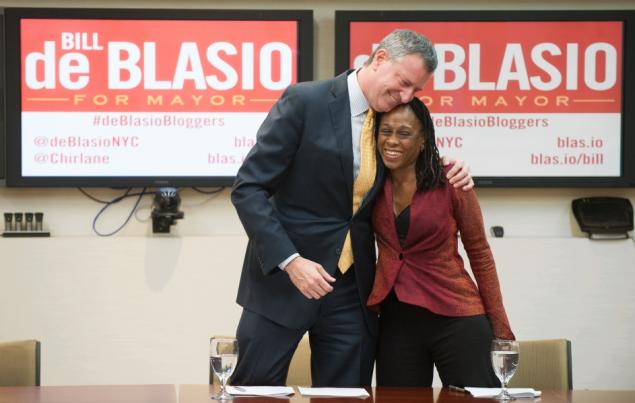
[4,7,313,187]
[0,11,4,181]
[335,10,635,187]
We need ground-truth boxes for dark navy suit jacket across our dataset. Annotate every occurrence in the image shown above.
[231,71,384,335]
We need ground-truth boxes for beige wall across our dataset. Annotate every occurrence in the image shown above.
[1,0,635,390]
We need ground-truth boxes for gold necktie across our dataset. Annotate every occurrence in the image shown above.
[338,108,377,273]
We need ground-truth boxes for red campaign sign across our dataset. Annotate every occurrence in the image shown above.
[350,21,623,113]
[21,19,298,112]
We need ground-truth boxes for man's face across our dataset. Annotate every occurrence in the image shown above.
[367,50,432,112]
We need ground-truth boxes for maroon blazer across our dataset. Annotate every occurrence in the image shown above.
[368,176,514,340]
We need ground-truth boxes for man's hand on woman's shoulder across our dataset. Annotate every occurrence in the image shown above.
[442,156,474,191]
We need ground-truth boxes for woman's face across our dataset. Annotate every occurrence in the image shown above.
[376,105,425,172]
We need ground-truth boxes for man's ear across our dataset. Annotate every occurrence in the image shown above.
[372,48,389,67]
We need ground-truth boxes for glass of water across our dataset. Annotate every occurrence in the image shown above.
[491,339,519,400]
[210,337,239,400]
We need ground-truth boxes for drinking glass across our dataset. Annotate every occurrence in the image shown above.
[491,339,519,400]
[210,337,239,400]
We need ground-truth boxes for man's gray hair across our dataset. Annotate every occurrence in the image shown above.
[364,29,438,73]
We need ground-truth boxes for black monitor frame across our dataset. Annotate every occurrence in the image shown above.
[0,11,4,182]
[336,10,635,187]
[4,7,313,187]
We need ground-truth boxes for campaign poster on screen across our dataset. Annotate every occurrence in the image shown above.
[349,21,622,177]
[20,19,298,177]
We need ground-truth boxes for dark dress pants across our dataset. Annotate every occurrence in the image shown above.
[230,268,376,386]
[376,291,499,387]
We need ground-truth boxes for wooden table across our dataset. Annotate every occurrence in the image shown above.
[1,384,634,403]
[0,384,176,403]
[182,385,635,403]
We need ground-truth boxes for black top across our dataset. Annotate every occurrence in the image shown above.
[395,206,411,247]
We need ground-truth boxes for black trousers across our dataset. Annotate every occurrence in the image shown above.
[376,291,499,387]
[230,268,376,386]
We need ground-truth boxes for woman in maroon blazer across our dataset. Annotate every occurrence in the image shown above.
[368,97,514,387]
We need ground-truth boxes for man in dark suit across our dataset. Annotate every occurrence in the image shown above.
[230,29,473,387]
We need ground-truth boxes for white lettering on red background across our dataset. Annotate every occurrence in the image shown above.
[24,36,293,91]
[434,42,617,91]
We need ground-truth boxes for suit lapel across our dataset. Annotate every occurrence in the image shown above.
[328,71,354,203]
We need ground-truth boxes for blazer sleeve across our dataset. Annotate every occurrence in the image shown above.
[231,85,305,275]
[451,187,515,340]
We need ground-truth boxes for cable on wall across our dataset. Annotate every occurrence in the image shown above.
[79,187,151,237]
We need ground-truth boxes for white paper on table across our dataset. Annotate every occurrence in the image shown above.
[227,386,295,396]
[465,387,542,398]
[298,387,370,397]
